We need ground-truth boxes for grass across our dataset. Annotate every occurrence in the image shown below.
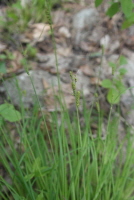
[1,0,134,200]
[1,86,134,200]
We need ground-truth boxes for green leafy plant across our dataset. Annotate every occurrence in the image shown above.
[1,0,62,36]
[1,1,134,200]
[0,61,7,74]
[95,0,134,28]
[24,45,37,59]
[0,103,21,122]
[101,55,128,104]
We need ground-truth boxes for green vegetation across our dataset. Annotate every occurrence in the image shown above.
[1,0,134,200]
[1,71,134,199]
[101,55,128,104]
[95,0,134,28]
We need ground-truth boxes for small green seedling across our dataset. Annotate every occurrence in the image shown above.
[24,157,53,182]
[24,45,37,59]
[101,55,128,104]
[0,103,21,122]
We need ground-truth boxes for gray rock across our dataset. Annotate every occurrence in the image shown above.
[4,70,58,108]
[72,8,99,46]
[76,70,90,96]
[121,59,134,101]
[89,26,105,43]
[37,53,73,71]
[73,8,99,30]
[129,25,134,36]
[121,59,134,125]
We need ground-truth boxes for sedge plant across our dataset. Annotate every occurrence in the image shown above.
[1,1,134,200]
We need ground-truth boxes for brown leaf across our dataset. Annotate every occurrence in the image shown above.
[80,65,94,76]
[7,51,23,73]
[42,79,49,89]
[20,23,52,44]
[30,23,51,41]
[57,47,71,57]
[58,26,71,38]
[90,77,101,85]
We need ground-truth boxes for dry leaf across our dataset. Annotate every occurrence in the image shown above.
[58,26,71,38]
[7,51,23,73]
[90,77,101,85]
[42,79,49,89]
[20,23,52,43]
[30,23,51,41]
[57,47,71,57]
[80,65,94,76]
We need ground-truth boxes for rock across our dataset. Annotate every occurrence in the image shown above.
[122,48,134,62]
[72,8,99,45]
[75,69,91,96]
[4,70,58,108]
[109,40,120,53]
[120,59,134,125]
[60,73,70,83]
[3,67,91,109]
[129,25,134,36]
[122,59,134,79]
[37,53,73,72]
[108,54,119,63]
[73,8,99,30]
[100,35,111,50]
[89,26,105,43]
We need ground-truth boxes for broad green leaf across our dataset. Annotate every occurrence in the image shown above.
[119,55,127,66]
[36,191,44,200]
[108,62,116,69]
[106,2,120,17]
[7,12,18,20]
[0,62,6,74]
[32,157,53,177]
[12,2,22,9]
[95,0,104,7]
[120,0,134,18]
[33,157,41,175]
[114,80,126,94]
[0,103,21,122]
[121,13,134,29]
[0,116,4,126]
[119,68,127,76]
[107,88,120,104]
[126,13,134,23]
[0,54,7,60]
[101,79,113,88]
[39,166,53,176]
[24,173,34,181]
[122,20,133,29]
